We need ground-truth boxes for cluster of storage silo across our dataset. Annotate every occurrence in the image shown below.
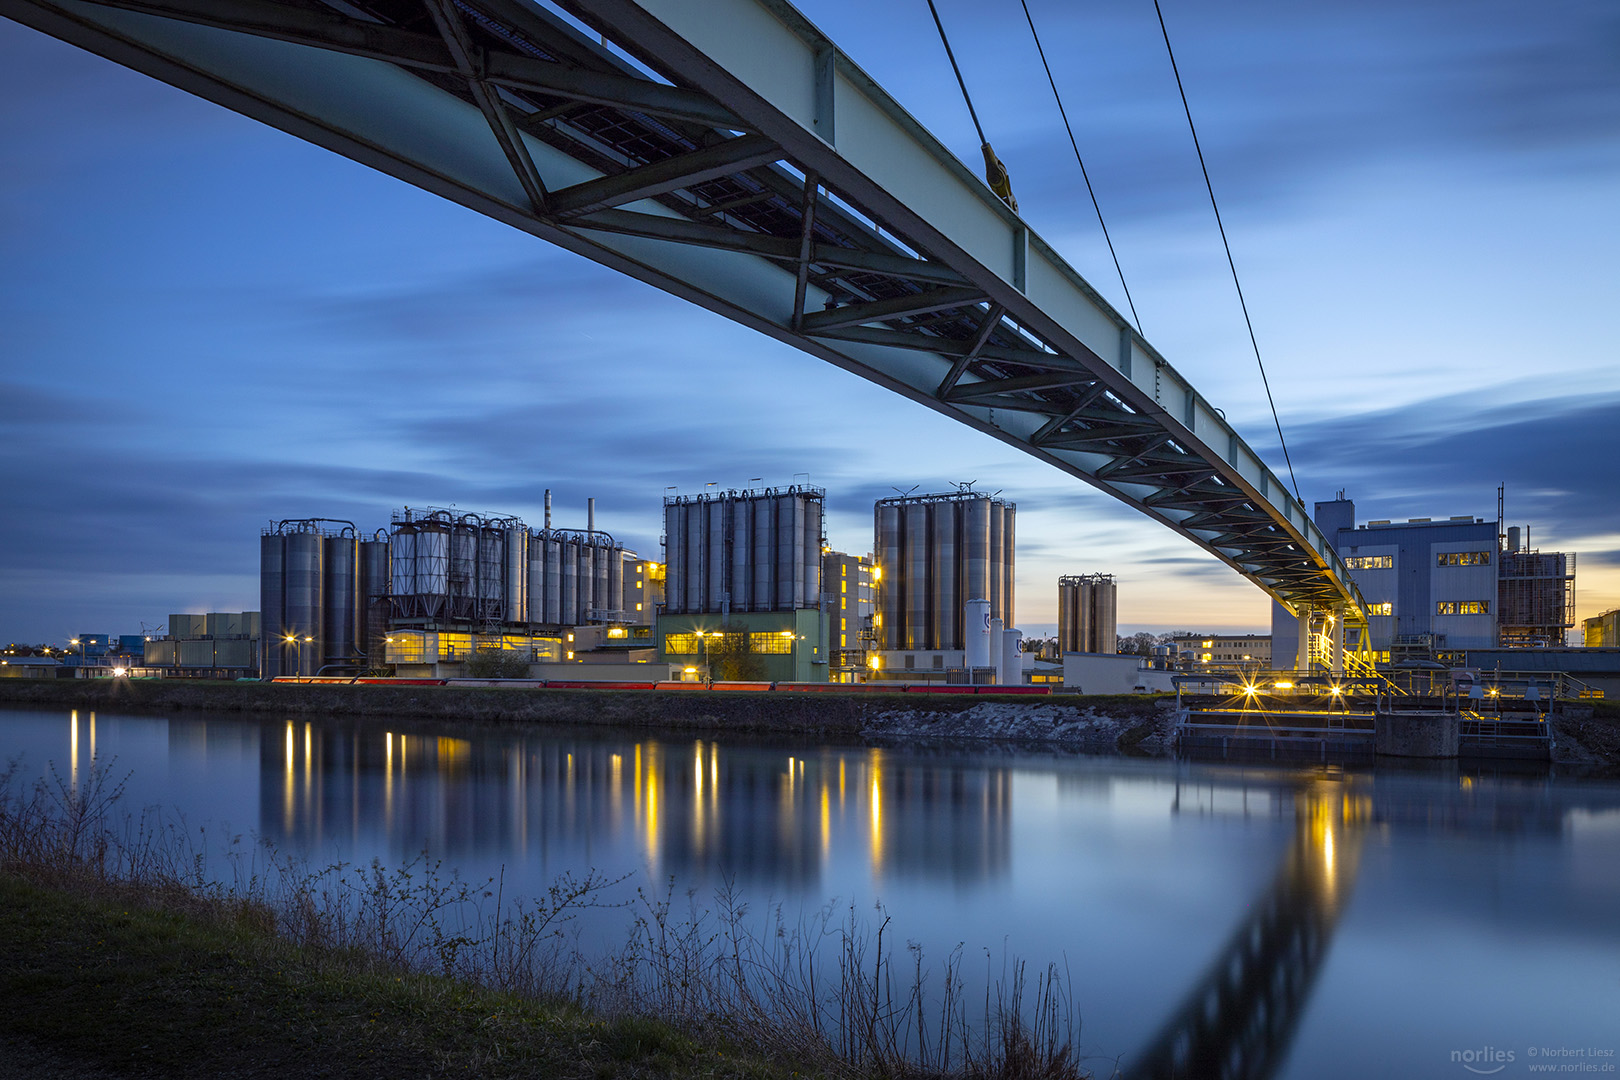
[874,492,1015,651]
[662,487,824,615]
[387,506,629,629]
[260,520,389,678]
[1057,573,1117,655]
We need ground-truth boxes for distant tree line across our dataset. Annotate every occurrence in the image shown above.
[1115,631,1196,656]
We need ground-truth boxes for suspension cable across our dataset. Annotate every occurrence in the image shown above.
[1152,0,1301,503]
[1018,0,1142,336]
[924,0,1018,211]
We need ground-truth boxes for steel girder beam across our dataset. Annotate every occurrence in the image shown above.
[0,0,1366,621]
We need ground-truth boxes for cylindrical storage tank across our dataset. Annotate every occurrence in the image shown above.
[1002,505,1016,630]
[323,534,359,667]
[752,496,774,612]
[527,536,545,624]
[450,522,477,617]
[578,542,595,621]
[607,546,624,618]
[1094,579,1117,655]
[707,500,727,613]
[803,497,822,607]
[1001,628,1022,686]
[903,504,930,650]
[1507,526,1521,553]
[731,499,752,613]
[684,502,706,615]
[776,495,803,610]
[1057,579,1074,655]
[360,539,389,662]
[418,525,449,617]
[965,598,991,671]
[930,500,958,650]
[478,527,505,617]
[505,527,527,624]
[988,505,1004,625]
[283,529,324,677]
[877,503,903,651]
[389,528,415,611]
[561,539,579,625]
[593,540,611,621]
[259,533,286,679]
[542,535,563,623]
[663,505,684,615]
[964,498,990,622]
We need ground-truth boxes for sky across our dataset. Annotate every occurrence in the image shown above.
[1,0,1617,646]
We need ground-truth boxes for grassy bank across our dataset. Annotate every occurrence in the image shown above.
[0,868,791,1080]
[0,761,1087,1080]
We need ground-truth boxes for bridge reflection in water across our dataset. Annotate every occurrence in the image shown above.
[259,722,1011,888]
[1126,780,1367,1080]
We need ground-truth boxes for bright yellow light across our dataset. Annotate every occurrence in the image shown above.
[1242,684,1257,694]
[303,636,312,643]
[869,655,881,669]
[1330,685,1343,695]
[285,635,297,643]
[71,639,79,645]
[684,666,697,674]
[780,630,794,637]
[1274,681,1294,689]
[871,566,882,580]
[112,667,126,677]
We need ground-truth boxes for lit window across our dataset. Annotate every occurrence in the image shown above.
[1368,602,1393,616]
[1346,556,1393,570]
[1437,600,1490,615]
[1437,552,1491,567]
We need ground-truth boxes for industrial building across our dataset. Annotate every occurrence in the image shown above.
[1586,610,1620,648]
[142,612,262,678]
[1273,494,1576,668]
[260,496,653,679]
[1166,634,1271,668]
[873,489,1015,675]
[1057,573,1116,655]
[824,550,877,681]
[656,486,828,682]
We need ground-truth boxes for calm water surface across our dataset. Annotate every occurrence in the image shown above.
[4,705,1618,1079]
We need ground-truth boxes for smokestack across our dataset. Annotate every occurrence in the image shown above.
[544,489,552,530]
[588,498,596,536]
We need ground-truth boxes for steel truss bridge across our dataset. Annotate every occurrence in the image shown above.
[4,0,1369,663]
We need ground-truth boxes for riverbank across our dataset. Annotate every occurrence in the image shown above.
[0,867,804,1080]
[0,677,1176,755]
[2,679,1617,770]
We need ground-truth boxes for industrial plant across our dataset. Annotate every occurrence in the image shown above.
[872,489,1016,677]
[1057,573,1117,656]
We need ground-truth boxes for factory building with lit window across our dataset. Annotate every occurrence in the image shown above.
[1273,494,1575,668]
[655,486,829,682]
[823,550,877,681]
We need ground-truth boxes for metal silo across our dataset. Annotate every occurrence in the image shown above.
[505,527,527,624]
[930,499,958,650]
[561,537,579,625]
[284,528,324,677]
[776,493,803,610]
[606,542,624,618]
[260,531,285,678]
[450,518,478,620]
[877,502,902,650]
[988,504,1004,624]
[803,496,822,606]
[684,501,706,615]
[903,503,930,649]
[731,497,753,613]
[592,537,611,619]
[477,524,505,619]
[706,499,727,612]
[1093,576,1116,654]
[360,536,389,664]
[752,495,774,612]
[1002,505,1016,629]
[964,498,990,613]
[578,540,595,622]
[389,527,416,612]
[417,520,449,618]
[663,504,684,615]
[323,533,359,669]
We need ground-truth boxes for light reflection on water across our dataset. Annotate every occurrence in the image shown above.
[5,706,1620,1080]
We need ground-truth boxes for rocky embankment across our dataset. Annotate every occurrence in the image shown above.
[0,678,1176,755]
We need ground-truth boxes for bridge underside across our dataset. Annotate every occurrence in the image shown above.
[4,0,1366,627]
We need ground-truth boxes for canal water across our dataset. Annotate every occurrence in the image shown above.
[3,705,1617,1079]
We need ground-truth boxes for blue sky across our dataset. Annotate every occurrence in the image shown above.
[2,0,1617,645]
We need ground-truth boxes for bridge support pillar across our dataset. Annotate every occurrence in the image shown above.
[1331,607,1345,675]
[1295,603,1314,673]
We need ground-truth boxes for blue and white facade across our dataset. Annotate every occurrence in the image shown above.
[1274,498,1498,664]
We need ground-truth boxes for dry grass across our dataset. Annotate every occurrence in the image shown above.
[0,757,1088,1080]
